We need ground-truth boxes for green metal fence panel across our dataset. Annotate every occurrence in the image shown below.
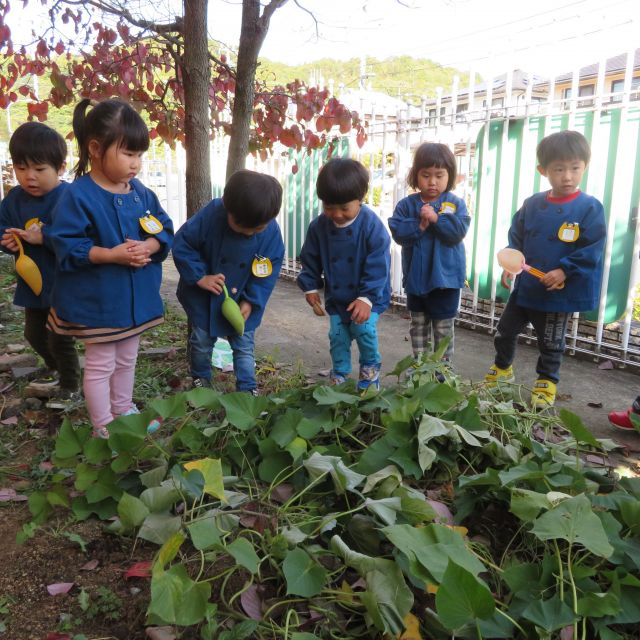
[283,137,350,258]
[469,109,640,324]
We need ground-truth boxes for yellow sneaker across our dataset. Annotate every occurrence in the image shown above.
[484,364,515,386]
[531,379,557,409]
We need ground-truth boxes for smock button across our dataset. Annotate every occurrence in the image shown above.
[347,256,354,263]
[330,230,337,235]
[239,262,246,268]
[134,196,140,202]
[117,198,123,205]
[347,229,353,236]
[557,208,563,214]
[348,283,355,289]
[541,203,548,209]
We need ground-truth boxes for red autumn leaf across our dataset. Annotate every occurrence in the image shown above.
[240,584,262,620]
[124,560,152,579]
[47,582,74,596]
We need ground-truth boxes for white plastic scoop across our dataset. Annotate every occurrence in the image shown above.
[497,247,564,289]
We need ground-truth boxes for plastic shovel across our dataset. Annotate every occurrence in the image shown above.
[497,247,564,289]
[12,233,42,295]
[221,284,245,336]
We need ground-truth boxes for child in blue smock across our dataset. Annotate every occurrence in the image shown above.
[172,170,284,394]
[297,158,391,390]
[0,122,80,397]
[485,130,606,409]
[47,99,174,438]
[388,143,470,365]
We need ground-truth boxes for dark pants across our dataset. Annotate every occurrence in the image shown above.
[24,307,80,391]
[494,298,570,384]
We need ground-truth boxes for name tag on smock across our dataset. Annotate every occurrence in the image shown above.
[25,217,43,230]
[439,201,457,214]
[252,256,272,278]
[558,223,579,242]
[140,213,163,234]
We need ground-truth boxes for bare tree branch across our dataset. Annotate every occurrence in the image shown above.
[292,0,318,39]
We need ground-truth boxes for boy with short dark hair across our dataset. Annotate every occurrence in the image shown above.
[485,130,607,408]
[297,157,391,390]
[0,122,80,397]
[172,170,284,394]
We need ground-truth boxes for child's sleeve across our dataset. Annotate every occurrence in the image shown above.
[388,198,422,246]
[558,200,607,277]
[241,224,285,311]
[48,193,97,271]
[429,198,471,245]
[359,219,391,303]
[171,209,210,285]
[507,202,527,250]
[0,198,17,256]
[296,221,324,292]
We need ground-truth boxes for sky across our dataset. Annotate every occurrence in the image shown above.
[6,0,639,80]
[205,0,639,77]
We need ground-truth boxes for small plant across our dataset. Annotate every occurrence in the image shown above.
[78,586,123,622]
[0,595,14,632]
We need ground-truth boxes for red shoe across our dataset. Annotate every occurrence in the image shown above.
[608,408,640,431]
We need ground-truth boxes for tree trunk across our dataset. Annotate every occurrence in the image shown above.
[226,0,285,178]
[182,0,211,217]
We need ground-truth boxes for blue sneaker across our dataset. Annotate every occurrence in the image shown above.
[330,372,347,385]
[357,364,380,391]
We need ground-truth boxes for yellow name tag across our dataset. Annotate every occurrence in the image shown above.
[252,256,272,278]
[24,217,42,230]
[140,212,163,234]
[439,201,457,214]
[558,222,580,243]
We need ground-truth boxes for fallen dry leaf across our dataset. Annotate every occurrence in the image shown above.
[80,559,99,571]
[124,561,152,579]
[145,626,177,640]
[47,582,74,596]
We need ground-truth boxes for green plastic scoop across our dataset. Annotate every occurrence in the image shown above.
[221,284,245,336]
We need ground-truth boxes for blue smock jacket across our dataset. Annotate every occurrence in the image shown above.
[388,192,470,296]
[507,191,606,312]
[0,182,69,309]
[296,205,391,322]
[46,176,174,327]
[172,199,284,336]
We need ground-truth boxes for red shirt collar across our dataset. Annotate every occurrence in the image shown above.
[546,190,581,204]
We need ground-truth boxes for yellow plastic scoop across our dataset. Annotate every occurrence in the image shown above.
[221,284,245,336]
[497,247,564,289]
[12,233,42,295]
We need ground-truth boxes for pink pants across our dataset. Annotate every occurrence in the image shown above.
[83,335,140,429]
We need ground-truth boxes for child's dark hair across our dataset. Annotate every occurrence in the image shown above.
[537,130,591,167]
[223,170,283,228]
[316,158,369,204]
[408,142,457,192]
[9,122,67,170]
[72,98,149,178]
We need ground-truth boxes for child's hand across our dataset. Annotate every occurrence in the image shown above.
[239,300,252,320]
[1,230,19,252]
[126,240,153,267]
[197,273,225,295]
[419,204,437,230]
[501,269,513,289]
[347,299,371,324]
[6,225,44,246]
[305,292,325,316]
[540,268,566,290]
[106,240,151,268]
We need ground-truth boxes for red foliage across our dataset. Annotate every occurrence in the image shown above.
[0,12,367,156]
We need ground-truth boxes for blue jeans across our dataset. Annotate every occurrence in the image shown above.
[189,325,257,391]
[329,313,381,377]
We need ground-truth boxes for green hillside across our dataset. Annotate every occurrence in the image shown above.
[257,55,469,104]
